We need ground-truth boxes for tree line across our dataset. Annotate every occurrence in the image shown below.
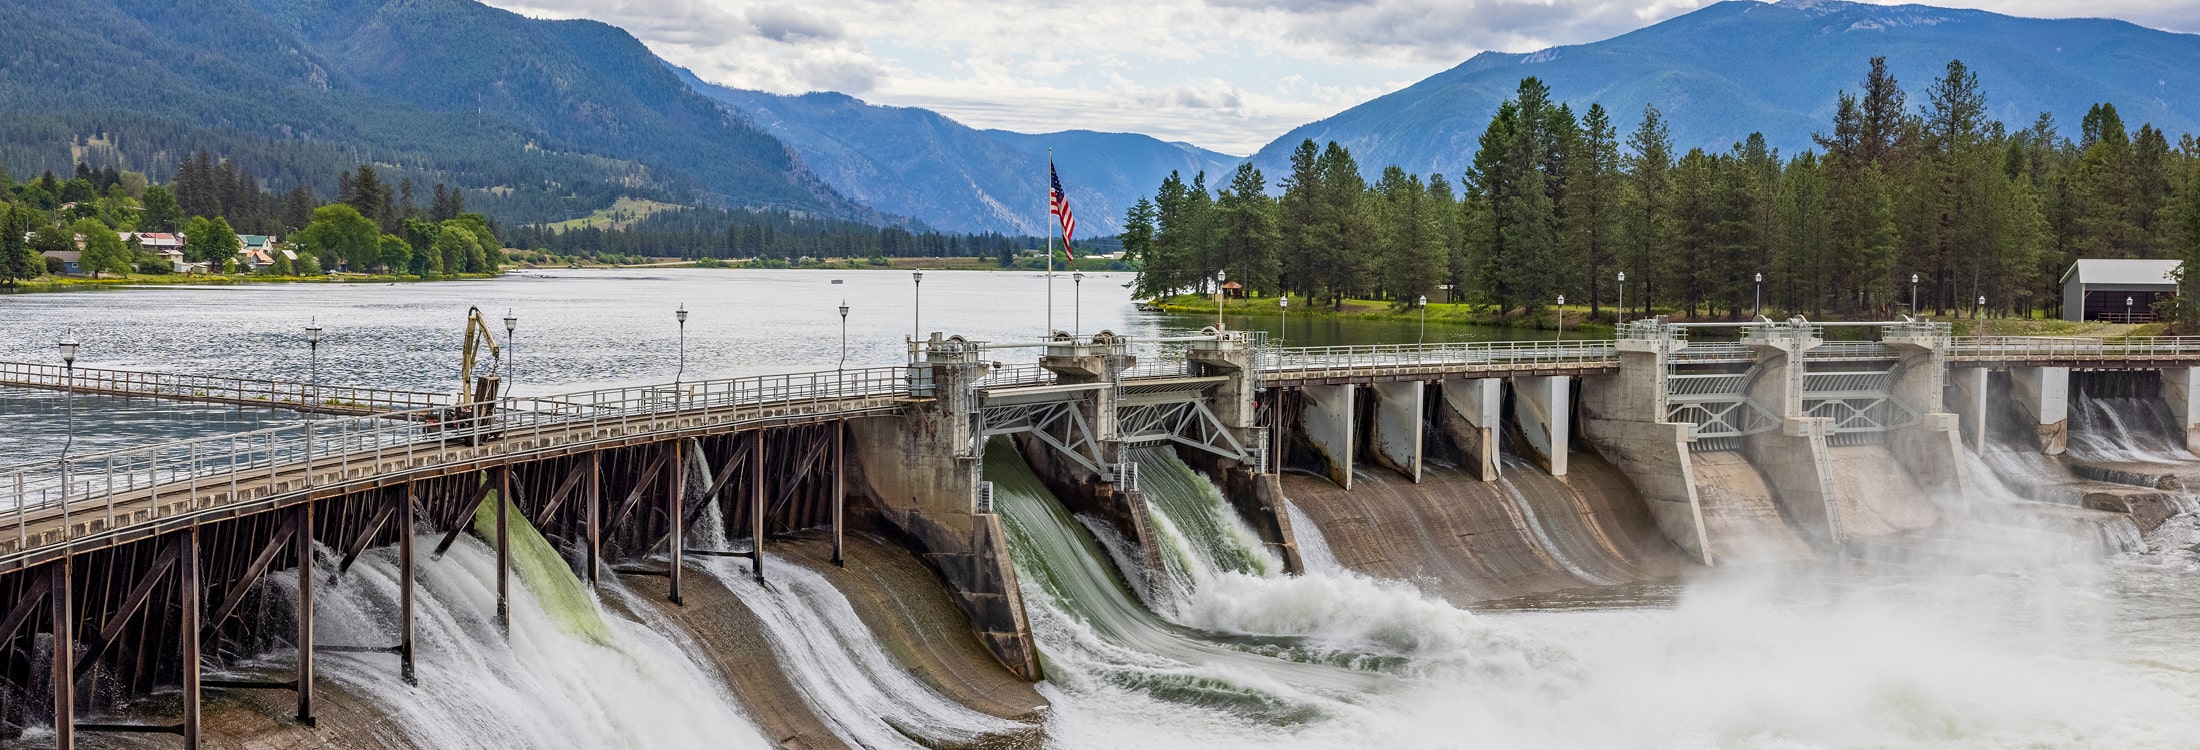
[1125,58,2200,322]
[503,207,1063,264]
[0,155,502,283]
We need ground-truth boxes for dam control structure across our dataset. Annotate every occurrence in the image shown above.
[2,320,2198,747]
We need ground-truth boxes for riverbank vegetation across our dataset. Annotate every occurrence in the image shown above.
[0,157,508,288]
[1124,57,2200,326]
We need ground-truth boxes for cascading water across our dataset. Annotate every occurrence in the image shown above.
[297,524,775,749]
[678,458,1031,749]
[994,438,2200,748]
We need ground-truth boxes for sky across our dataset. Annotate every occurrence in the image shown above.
[480,0,2200,155]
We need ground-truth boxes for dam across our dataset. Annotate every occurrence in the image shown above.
[6,276,2200,748]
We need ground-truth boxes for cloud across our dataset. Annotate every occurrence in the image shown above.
[479,0,2200,154]
[745,5,845,42]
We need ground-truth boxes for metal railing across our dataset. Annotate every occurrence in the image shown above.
[0,361,449,413]
[0,366,913,559]
[1262,339,1620,379]
[1947,336,2200,360]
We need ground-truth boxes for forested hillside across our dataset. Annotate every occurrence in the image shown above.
[1127,59,2200,323]
[0,0,866,225]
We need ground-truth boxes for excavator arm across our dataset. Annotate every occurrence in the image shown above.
[457,306,504,403]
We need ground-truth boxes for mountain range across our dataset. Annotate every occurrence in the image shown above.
[7,0,2200,236]
[0,0,866,224]
[1249,0,2200,179]
[683,73,1241,236]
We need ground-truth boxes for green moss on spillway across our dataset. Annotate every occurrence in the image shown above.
[470,484,616,646]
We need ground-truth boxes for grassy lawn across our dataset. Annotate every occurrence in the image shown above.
[542,197,687,232]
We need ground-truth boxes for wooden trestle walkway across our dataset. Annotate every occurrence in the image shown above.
[0,367,906,747]
[0,361,450,417]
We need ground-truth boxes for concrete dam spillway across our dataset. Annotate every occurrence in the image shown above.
[20,317,2200,748]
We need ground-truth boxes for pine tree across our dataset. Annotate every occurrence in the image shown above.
[1623,104,1674,318]
[1564,103,1623,315]
[1212,163,1279,295]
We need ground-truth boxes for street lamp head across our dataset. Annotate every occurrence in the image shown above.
[839,300,850,318]
[912,271,923,284]
[1073,272,1084,282]
[1216,269,1226,282]
[2128,297,2136,306]
[1418,295,1427,307]
[503,309,517,335]
[1755,272,1763,283]
[1279,296,1289,309]
[1912,273,1919,284]
[1617,271,1626,283]
[57,336,77,365]
[676,305,688,324]
[1557,295,1566,306]
[1978,296,1986,305]
[305,318,323,345]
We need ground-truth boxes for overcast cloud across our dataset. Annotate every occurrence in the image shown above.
[482,0,2200,154]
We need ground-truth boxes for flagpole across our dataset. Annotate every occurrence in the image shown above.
[1046,149,1055,339]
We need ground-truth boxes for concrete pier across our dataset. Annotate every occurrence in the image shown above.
[1948,367,1991,453]
[2010,366,2071,455]
[1740,324,1840,547]
[1370,381,1424,482]
[1577,334,1711,564]
[2163,368,2200,454]
[1512,376,1571,477]
[1437,379,1503,482]
[1302,384,1356,489]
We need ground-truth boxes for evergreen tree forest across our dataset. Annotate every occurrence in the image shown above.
[1128,58,2200,322]
[503,209,1060,263]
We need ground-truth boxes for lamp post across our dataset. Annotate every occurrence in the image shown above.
[838,300,850,370]
[1556,295,1566,342]
[1417,294,1428,344]
[2128,296,2136,325]
[675,305,688,389]
[911,271,923,344]
[59,335,78,475]
[1616,271,1627,327]
[501,310,516,397]
[1214,270,1226,332]
[1073,272,1084,339]
[1754,272,1763,319]
[1279,295,1289,342]
[306,319,322,471]
[1911,273,1919,316]
[1977,295,1986,320]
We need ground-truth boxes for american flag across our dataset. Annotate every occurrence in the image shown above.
[1049,161,1077,259]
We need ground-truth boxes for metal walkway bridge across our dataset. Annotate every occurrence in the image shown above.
[8,329,2200,569]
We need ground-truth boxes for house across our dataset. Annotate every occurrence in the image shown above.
[1219,281,1245,299]
[41,250,81,275]
[122,232,187,272]
[2061,259,2181,322]
[235,235,286,271]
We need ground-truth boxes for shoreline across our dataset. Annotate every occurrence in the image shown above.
[1,271,503,294]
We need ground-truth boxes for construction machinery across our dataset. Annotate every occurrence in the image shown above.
[426,306,505,443]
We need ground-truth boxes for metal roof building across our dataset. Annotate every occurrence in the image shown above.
[2061,259,2181,322]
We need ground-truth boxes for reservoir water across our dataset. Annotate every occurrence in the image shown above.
[10,269,2200,748]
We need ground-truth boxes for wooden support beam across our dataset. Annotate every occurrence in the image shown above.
[767,431,831,520]
[650,440,753,555]
[332,500,396,580]
[669,440,684,606]
[431,475,497,558]
[834,420,846,567]
[533,464,587,528]
[204,524,297,634]
[51,558,72,750]
[182,528,201,750]
[586,453,602,589]
[0,572,51,646]
[295,504,315,726]
[751,433,766,581]
[400,483,416,686]
[496,467,510,631]
[74,540,182,676]
[609,453,669,529]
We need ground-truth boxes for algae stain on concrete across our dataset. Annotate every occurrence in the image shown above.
[470,487,617,645]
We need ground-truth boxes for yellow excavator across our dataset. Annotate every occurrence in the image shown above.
[428,306,505,443]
